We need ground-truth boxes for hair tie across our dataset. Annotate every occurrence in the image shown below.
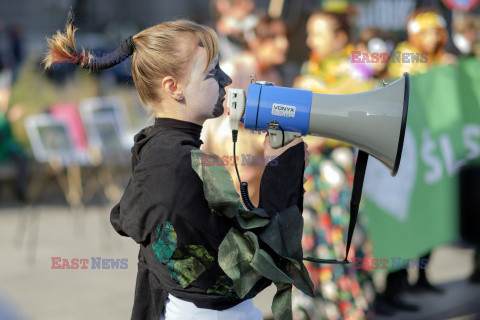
[64,6,135,71]
[126,36,135,53]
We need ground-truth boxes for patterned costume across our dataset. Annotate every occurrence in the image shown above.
[292,48,376,320]
[293,140,376,320]
[295,45,374,95]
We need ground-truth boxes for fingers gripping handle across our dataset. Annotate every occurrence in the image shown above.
[268,129,307,184]
[267,129,302,148]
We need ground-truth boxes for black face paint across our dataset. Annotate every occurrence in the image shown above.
[212,100,224,118]
[207,62,232,118]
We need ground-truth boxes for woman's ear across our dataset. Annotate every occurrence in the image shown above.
[161,76,183,101]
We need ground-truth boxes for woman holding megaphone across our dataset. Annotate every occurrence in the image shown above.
[43,8,313,320]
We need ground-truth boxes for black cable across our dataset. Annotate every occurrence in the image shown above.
[233,123,287,211]
[232,130,255,211]
[232,142,241,183]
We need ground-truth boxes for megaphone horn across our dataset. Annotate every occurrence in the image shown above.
[239,73,409,177]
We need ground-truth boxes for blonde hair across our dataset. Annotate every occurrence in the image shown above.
[43,18,218,114]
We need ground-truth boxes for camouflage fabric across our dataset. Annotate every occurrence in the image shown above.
[190,149,270,229]
[206,275,242,298]
[167,245,215,288]
[191,149,314,320]
[152,222,177,264]
[152,221,215,288]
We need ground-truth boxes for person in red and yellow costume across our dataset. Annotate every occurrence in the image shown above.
[294,3,373,94]
[388,8,457,78]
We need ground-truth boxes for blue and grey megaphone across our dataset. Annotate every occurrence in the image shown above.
[228,74,410,264]
[228,73,409,177]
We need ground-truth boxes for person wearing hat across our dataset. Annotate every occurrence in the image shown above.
[388,8,457,78]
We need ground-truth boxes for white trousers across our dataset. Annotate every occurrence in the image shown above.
[159,294,263,320]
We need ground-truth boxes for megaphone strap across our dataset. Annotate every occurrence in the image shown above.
[303,257,350,264]
[345,150,369,260]
[303,150,369,265]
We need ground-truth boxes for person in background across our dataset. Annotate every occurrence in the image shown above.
[293,3,372,94]
[0,97,29,201]
[0,19,28,202]
[452,14,480,57]
[451,13,480,285]
[221,14,288,89]
[210,0,258,61]
[352,28,396,84]
[8,23,24,83]
[388,7,457,78]
[203,15,289,208]
[292,3,376,319]
[381,7,458,314]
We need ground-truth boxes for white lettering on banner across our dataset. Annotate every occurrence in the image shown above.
[464,124,480,159]
[422,124,480,184]
[439,134,467,176]
[422,129,443,184]
[271,103,296,118]
[365,124,480,222]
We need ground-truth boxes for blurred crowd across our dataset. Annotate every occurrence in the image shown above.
[201,1,480,319]
[1,0,480,319]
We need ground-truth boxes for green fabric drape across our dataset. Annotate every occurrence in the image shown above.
[191,150,314,320]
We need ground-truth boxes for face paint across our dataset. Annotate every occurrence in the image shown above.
[210,63,232,117]
[183,48,232,121]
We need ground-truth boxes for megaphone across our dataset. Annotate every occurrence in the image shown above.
[227,73,410,264]
[229,73,409,177]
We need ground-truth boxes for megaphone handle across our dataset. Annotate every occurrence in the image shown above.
[267,129,307,184]
[267,129,302,149]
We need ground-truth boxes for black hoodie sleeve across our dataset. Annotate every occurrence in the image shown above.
[110,154,178,245]
[258,142,306,216]
[110,142,233,251]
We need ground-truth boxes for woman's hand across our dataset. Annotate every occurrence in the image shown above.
[264,134,310,169]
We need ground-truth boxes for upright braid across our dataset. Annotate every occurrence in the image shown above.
[43,6,135,71]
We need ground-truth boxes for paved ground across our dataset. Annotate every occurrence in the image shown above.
[0,203,479,320]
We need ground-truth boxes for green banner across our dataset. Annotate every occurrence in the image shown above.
[363,58,480,266]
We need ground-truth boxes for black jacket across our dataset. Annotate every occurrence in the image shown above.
[110,117,305,320]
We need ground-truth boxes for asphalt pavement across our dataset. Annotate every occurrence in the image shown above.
[0,204,478,320]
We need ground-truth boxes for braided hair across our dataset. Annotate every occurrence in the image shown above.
[43,7,218,114]
[43,7,134,71]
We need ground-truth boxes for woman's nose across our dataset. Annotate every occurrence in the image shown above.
[219,69,233,87]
